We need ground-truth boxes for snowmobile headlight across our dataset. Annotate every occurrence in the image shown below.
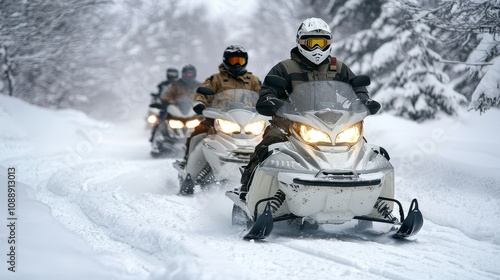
[297,124,331,144]
[216,119,241,134]
[244,120,266,135]
[335,122,362,144]
[168,119,184,129]
[147,114,158,124]
[185,119,201,129]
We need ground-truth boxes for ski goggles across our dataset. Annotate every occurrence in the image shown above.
[226,56,247,66]
[183,71,195,78]
[298,37,332,50]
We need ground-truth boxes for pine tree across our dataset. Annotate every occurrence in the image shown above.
[325,0,467,121]
[401,0,500,113]
[0,0,113,108]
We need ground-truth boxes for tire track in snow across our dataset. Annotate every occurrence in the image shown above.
[272,240,406,280]
[42,159,256,279]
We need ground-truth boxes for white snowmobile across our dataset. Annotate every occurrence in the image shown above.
[226,77,423,240]
[151,99,200,158]
[174,88,270,195]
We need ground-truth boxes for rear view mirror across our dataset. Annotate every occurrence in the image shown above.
[197,87,215,96]
[149,103,163,109]
[350,75,370,87]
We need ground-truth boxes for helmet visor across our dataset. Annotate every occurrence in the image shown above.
[298,37,332,50]
[227,56,247,66]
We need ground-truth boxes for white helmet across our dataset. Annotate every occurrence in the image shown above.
[296,18,332,65]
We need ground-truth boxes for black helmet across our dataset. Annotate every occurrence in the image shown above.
[181,64,197,80]
[166,68,179,80]
[222,45,248,76]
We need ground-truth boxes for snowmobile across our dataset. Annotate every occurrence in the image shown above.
[174,88,270,195]
[226,77,423,240]
[150,99,201,158]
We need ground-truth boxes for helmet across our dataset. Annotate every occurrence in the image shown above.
[296,18,332,65]
[166,68,178,80]
[181,64,197,80]
[222,45,248,76]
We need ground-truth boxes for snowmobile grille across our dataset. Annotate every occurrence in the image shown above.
[292,178,381,187]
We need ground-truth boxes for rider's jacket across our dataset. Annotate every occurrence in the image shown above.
[194,64,261,106]
[256,47,369,116]
[163,78,201,104]
[157,79,176,97]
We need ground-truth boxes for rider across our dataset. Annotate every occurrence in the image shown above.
[151,65,199,142]
[239,17,381,197]
[177,45,261,170]
[158,68,179,98]
[162,64,200,105]
[149,68,179,142]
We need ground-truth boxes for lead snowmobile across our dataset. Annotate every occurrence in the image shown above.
[226,77,423,240]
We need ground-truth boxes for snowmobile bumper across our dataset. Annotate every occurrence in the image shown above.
[277,171,387,223]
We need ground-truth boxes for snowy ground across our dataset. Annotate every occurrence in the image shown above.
[1,94,499,280]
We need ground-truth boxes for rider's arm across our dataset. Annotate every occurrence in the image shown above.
[256,63,290,116]
[157,82,165,95]
[162,82,177,105]
[340,64,370,100]
[251,75,262,93]
[194,75,218,106]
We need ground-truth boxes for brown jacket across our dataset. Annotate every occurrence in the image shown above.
[162,78,201,104]
[194,64,261,106]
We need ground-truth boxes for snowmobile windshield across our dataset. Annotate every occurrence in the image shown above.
[177,99,194,116]
[209,89,259,112]
[277,81,368,116]
[168,99,195,117]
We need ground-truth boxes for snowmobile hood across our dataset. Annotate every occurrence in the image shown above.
[276,80,369,140]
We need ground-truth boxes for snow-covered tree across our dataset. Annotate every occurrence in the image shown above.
[469,56,500,113]
[0,0,112,108]
[326,0,466,121]
[401,0,500,113]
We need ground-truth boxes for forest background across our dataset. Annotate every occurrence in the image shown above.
[1,0,499,122]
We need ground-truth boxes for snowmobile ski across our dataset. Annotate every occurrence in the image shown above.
[393,199,423,238]
[244,202,274,240]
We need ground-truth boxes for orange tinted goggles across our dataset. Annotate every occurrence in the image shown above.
[227,56,246,66]
[298,37,332,50]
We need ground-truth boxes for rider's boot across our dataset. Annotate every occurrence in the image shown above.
[177,154,188,170]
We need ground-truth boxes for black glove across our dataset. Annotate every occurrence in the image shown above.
[363,99,381,115]
[193,103,206,115]
[256,98,286,116]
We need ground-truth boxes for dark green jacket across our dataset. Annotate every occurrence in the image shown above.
[257,47,369,116]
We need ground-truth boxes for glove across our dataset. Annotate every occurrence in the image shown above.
[193,102,206,115]
[256,98,286,116]
[363,99,381,115]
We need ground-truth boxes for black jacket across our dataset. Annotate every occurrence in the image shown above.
[257,47,369,116]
